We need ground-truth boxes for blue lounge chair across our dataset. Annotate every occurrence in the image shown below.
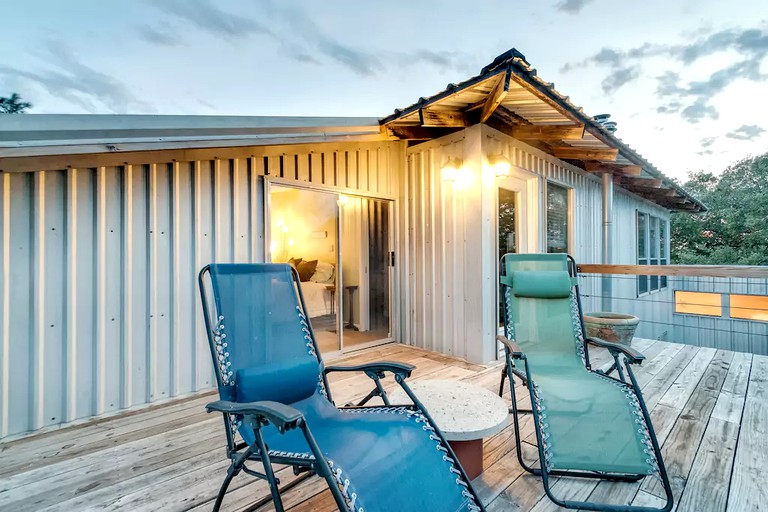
[497,253,673,512]
[198,263,485,512]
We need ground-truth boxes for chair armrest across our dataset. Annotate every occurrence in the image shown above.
[206,400,304,431]
[325,361,415,379]
[586,337,645,364]
[497,335,525,359]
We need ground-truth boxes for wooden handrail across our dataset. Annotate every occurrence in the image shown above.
[577,264,768,279]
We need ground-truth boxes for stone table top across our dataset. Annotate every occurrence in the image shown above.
[389,380,510,441]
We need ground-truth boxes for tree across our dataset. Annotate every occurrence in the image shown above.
[0,93,32,113]
[671,152,768,265]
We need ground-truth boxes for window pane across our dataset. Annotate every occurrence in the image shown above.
[660,259,667,288]
[637,213,647,259]
[546,183,568,254]
[650,216,659,258]
[638,275,648,295]
[650,260,659,291]
[498,187,517,259]
[675,291,722,317]
[660,220,667,258]
[730,294,768,321]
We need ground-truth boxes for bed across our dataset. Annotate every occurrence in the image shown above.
[301,281,334,318]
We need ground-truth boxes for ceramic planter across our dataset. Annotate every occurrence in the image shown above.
[583,312,640,346]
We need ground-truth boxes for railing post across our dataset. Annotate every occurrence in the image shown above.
[601,172,613,312]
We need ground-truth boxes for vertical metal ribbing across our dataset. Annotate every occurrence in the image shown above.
[601,172,614,312]
[95,166,108,414]
[65,168,78,422]
[0,173,10,437]
[121,164,134,409]
[32,171,46,430]
[170,162,181,396]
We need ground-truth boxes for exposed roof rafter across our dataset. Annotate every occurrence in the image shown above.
[510,124,585,141]
[480,70,511,123]
[418,108,468,128]
[551,146,618,161]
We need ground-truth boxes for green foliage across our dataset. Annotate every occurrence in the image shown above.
[671,152,768,264]
[0,93,32,113]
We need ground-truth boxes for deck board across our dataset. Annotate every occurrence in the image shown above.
[0,340,764,512]
[726,355,768,512]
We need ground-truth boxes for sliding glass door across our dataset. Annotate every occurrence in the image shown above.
[269,185,341,353]
[340,195,392,350]
[267,181,393,353]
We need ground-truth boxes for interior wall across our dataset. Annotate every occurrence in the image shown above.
[270,187,337,265]
[0,139,405,439]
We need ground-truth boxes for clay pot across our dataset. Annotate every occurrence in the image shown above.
[583,312,640,346]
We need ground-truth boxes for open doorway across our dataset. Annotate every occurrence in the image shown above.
[496,171,537,351]
[267,182,393,354]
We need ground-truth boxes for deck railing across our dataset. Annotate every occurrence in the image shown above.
[576,264,768,355]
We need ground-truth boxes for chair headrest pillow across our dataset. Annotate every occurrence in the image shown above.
[511,270,573,298]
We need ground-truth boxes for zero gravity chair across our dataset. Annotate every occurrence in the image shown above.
[497,254,673,512]
[198,263,485,512]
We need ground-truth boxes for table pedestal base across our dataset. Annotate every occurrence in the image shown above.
[448,439,483,480]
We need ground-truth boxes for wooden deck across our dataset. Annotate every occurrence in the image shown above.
[1,340,766,512]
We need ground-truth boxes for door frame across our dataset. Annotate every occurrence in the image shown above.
[264,177,396,354]
[494,167,539,351]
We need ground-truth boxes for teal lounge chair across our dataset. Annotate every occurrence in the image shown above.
[199,263,485,512]
[498,253,673,512]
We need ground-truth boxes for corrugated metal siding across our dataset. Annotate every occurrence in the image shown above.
[672,277,768,355]
[400,131,471,360]
[0,140,404,439]
[610,192,672,341]
[399,125,675,361]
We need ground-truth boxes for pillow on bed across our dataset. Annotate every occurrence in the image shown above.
[297,260,318,282]
[288,257,302,269]
[310,262,335,284]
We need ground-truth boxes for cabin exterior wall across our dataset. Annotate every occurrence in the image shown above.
[399,125,673,362]
[0,140,406,439]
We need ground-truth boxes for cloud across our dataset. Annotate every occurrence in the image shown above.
[656,101,682,114]
[0,41,154,113]
[556,0,594,14]
[140,24,184,46]
[700,136,716,148]
[563,25,768,122]
[725,124,765,140]
[153,0,275,40]
[601,66,640,93]
[144,0,471,77]
[145,0,378,75]
[680,99,719,123]
[655,59,766,123]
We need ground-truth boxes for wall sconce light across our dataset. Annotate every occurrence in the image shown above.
[441,158,463,182]
[489,153,512,178]
[338,194,349,206]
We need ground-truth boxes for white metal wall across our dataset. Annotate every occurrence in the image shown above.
[488,127,674,342]
[399,125,674,361]
[400,130,482,362]
[0,140,404,439]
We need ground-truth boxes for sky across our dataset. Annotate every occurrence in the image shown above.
[1,0,767,180]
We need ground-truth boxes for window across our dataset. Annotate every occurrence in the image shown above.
[675,291,722,317]
[730,294,768,322]
[637,212,668,295]
[674,291,768,321]
[546,183,569,254]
